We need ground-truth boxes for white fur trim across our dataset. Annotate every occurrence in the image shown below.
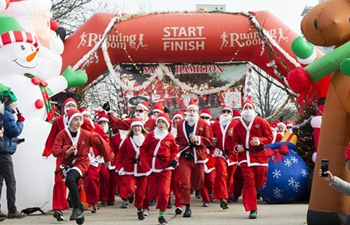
[98,117,109,123]
[152,109,163,113]
[131,121,143,127]
[187,104,199,110]
[138,103,149,111]
[81,111,91,116]
[172,114,183,120]
[68,113,83,125]
[200,113,211,118]
[64,100,77,108]
[297,49,317,65]
[243,103,255,110]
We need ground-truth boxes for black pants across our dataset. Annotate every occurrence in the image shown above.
[65,169,81,209]
[0,153,17,212]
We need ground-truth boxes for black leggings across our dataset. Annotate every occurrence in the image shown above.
[65,169,81,209]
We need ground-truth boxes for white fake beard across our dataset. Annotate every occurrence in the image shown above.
[133,134,145,147]
[103,124,109,133]
[185,113,199,124]
[277,131,285,135]
[287,128,292,133]
[135,113,147,121]
[154,127,169,140]
[219,114,231,126]
[241,110,256,122]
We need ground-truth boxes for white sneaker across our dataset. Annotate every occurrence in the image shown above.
[143,209,150,216]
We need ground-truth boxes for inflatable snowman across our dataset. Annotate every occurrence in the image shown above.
[0,13,87,212]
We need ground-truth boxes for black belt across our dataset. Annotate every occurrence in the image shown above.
[132,159,139,164]
[244,147,264,153]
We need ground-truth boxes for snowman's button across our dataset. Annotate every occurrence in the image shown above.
[35,100,44,109]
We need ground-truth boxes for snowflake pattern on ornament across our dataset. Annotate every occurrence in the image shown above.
[272,169,282,178]
[284,158,293,167]
[301,169,308,178]
[273,187,284,199]
[290,156,298,163]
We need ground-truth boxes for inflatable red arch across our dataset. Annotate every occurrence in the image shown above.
[61,11,327,96]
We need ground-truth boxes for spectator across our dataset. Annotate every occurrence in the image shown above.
[0,90,26,219]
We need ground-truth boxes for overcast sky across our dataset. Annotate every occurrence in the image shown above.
[108,0,321,34]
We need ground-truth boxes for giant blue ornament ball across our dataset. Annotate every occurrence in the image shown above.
[258,142,308,204]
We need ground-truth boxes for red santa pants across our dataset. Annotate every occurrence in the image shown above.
[213,157,236,200]
[99,164,109,202]
[53,157,69,211]
[84,164,101,204]
[179,156,204,205]
[148,170,172,212]
[240,163,267,211]
[124,175,148,209]
[117,174,128,200]
[170,166,182,208]
[107,169,118,204]
[233,166,244,198]
[200,170,216,203]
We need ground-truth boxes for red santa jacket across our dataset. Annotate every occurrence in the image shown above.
[211,120,238,166]
[116,136,151,177]
[176,118,213,164]
[52,128,114,176]
[232,116,273,167]
[140,131,179,173]
[42,115,67,158]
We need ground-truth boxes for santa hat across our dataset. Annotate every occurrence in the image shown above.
[222,105,233,113]
[66,108,83,125]
[242,96,255,110]
[200,108,211,118]
[277,122,287,129]
[0,14,39,51]
[79,107,91,117]
[172,110,184,121]
[0,89,17,105]
[63,98,77,109]
[98,111,109,123]
[286,120,295,127]
[152,102,164,113]
[232,109,241,119]
[131,118,143,127]
[156,113,171,128]
[137,101,151,111]
[187,97,199,110]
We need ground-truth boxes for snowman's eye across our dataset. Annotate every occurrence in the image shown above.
[31,46,34,51]
[20,45,25,50]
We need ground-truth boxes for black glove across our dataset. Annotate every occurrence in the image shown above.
[164,106,170,113]
[170,159,178,168]
[102,101,111,112]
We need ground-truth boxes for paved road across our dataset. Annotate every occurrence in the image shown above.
[0,197,308,225]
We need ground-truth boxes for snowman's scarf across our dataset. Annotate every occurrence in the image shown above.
[24,73,55,123]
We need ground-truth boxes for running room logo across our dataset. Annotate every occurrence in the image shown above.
[77,32,148,50]
[219,28,288,49]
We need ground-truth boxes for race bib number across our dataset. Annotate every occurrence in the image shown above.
[213,148,223,157]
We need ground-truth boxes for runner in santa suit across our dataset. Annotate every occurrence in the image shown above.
[175,98,213,218]
[42,98,77,221]
[91,111,112,207]
[211,106,239,209]
[169,110,184,214]
[52,108,114,222]
[198,109,216,207]
[110,126,129,209]
[79,108,110,213]
[162,82,173,108]
[116,118,151,220]
[232,96,273,219]
[139,113,179,225]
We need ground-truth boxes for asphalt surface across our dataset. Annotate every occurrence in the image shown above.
[0,196,308,225]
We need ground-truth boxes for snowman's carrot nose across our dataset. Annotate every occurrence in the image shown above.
[26,51,37,62]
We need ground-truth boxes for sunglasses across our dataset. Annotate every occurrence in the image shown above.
[201,117,210,120]
[222,109,231,114]
[135,109,144,113]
